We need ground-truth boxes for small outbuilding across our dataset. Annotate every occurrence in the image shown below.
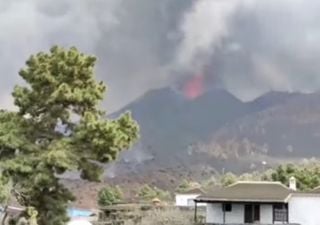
[175,188,206,207]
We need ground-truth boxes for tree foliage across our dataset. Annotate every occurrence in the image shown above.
[175,179,192,193]
[220,172,237,187]
[0,46,139,225]
[175,180,202,193]
[205,163,320,191]
[0,175,10,204]
[137,185,171,201]
[270,164,320,191]
[98,186,123,206]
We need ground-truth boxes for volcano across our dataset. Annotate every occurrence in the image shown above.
[182,74,205,100]
[108,87,309,183]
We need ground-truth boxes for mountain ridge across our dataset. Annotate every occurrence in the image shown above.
[105,87,314,184]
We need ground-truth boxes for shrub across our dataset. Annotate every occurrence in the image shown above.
[137,185,171,201]
[98,186,123,206]
[220,172,237,187]
[124,208,195,225]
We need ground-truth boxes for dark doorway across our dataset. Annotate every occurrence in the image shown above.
[244,205,253,223]
[244,204,260,223]
[254,204,260,221]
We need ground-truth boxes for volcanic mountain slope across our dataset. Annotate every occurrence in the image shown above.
[114,87,250,157]
[67,89,320,207]
[201,92,320,161]
[107,87,304,180]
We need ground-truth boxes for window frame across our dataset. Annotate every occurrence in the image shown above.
[223,203,232,212]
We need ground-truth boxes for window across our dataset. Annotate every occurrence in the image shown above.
[273,204,288,222]
[223,203,232,212]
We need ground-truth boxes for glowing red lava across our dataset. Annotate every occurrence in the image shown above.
[182,74,204,100]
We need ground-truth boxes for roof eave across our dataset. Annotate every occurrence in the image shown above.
[195,198,287,204]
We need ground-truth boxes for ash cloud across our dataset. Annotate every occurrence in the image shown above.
[2,0,320,112]
[0,0,191,112]
[178,0,320,100]
[0,0,118,109]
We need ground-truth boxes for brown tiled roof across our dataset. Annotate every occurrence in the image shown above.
[196,181,294,203]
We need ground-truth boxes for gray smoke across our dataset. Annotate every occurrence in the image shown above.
[0,0,119,109]
[0,0,191,112]
[175,0,247,70]
[1,0,320,112]
[177,0,320,100]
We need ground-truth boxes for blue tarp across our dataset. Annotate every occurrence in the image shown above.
[67,208,93,218]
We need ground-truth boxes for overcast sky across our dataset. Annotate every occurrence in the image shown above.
[1,0,320,112]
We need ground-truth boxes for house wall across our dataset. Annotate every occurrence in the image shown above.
[260,204,273,224]
[175,194,202,207]
[206,203,274,224]
[206,203,244,223]
[206,203,223,223]
[289,195,320,225]
[225,204,244,224]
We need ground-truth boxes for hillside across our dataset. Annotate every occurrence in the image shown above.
[67,88,320,207]
[105,87,305,184]
[201,92,320,160]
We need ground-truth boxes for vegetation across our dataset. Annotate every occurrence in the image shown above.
[98,186,123,206]
[175,180,201,193]
[0,175,10,204]
[269,164,320,190]
[175,179,191,193]
[0,46,139,225]
[124,208,197,225]
[220,172,237,187]
[10,207,39,225]
[204,163,320,191]
[137,185,171,201]
[0,175,12,225]
[99,204,201,225]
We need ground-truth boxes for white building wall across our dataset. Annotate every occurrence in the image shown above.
[206,203,223,223]
[289,195,320,225]
[206,203,274,224]
[206,203,244,223]
[225,204,244,223]
[175,194,200,207]
[260,204,273,224]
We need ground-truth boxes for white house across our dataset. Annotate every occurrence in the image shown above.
[67,220,92,225]
[175,188,206,207]
[194,177,320,225]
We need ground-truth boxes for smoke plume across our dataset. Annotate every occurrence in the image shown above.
[175,0,247,70]
[1,0,320,111]
[176,0,320,100]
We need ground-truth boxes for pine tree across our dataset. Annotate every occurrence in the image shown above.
[0,46,139,225]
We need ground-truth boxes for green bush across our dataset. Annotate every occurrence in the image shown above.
[98,186,123,206]
[270,163,320,191]
[175,179,191,193]
[124,208,195,225]
[137,185,171,201]
[220,172,237,187]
